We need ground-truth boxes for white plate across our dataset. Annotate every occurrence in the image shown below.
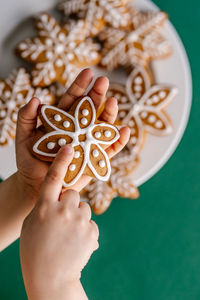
[0,0,192,186]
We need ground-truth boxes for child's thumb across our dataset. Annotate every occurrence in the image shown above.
[16,97,40,144]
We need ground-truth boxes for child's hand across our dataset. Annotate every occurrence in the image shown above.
[20,145,98,300]
[16,68,130,199]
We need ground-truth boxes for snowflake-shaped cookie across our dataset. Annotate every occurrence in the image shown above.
[85,149,139,214]
[33,96,120,187]
[16,13,101,87]
[107,66,178,153]
[99,10,172,70]
[0,68,55,146]
[59,0,131,37]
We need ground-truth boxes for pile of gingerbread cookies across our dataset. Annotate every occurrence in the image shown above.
[0,0,178,214]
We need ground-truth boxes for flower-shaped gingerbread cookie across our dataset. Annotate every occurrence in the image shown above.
[107,66,178,153]
[85,149,139,214]
[0,68,55,146]
[16,13,101,88]
[59,0,131,37]
[33,96,120,187]
[99,10,172,70]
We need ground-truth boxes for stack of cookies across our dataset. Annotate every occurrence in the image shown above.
[0,0,178,214]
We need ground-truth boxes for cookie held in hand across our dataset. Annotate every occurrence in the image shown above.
[32,96,120,187]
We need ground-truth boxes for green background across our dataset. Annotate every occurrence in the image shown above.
[0,0,200,299]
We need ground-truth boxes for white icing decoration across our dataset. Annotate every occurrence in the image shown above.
[47,142,55,149]
[81,118,88,125]
[99,11,172,70]
[0,68,54,146]
[94,132,101,139]
[155,120,163,128]
[17,14,100,87]
[159,91,167,99]
[58,138,66,146]
[54,114,62,122]
[69,164,76,171]
[74,151,80,159]
[63,121,70,128]
[92,149,99,158]
[59,0,131,36]
[33,97,120,187]
[108,66,176,151]
[104,130,111,138]
[148,115,156,123]
[82,109,89,116]
[99,160,105,168]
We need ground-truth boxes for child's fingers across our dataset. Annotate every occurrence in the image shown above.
[98,97,118,124]
[16,97,40,144]
[88,76,109,109]
[39,145,74,203]
[58,68,94,110]
[106,127,131,158]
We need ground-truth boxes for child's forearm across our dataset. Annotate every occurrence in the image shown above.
[25,280,88,300]
[0,172,35,251]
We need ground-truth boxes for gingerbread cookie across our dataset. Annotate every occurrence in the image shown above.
[0,68,55,146]
[85,149,139,214]
[32,96,120,187]
[59,0,131,37]
[99,10,172,70]
[16,13,101,88]
[107,66,178,153]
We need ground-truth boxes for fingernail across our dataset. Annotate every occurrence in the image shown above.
[62,145,73,154]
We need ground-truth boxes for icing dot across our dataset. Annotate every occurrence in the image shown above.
[46,51,53,59]
[82,109,89,116]
[81,118,88,125]
[45,38,53,46]
[114,93,121,100]
[95,132,101,139]
[99,160,105,168]
[17,93,23,101]
[5,91,11,98]
[55,44,65,54]
[134,76,142,84]
[135,92,141,99]
[74,151,80,159]
[12,112,18,122]
[58,138,66,146]
[152,95,159,103]
[0,110,6,118]
[121,96,127,103]
[134,85,142,92]
[119,111,126,118]
[131,137,137,145]
[47,142,55,150]
[104,130,111,138]
[155,121,163,129]
[92,149,99,158]
[129,120,134,127]
[55,59,63,67]
[148,115,156,123]
[159,91,167,99]
[63,121,70,128]
[54,114,62,122]
[58,32,65,41]
[67,53,75,60]
[69,164,76,172]
[140,111,148,119]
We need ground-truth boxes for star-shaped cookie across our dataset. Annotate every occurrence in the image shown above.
[33,96,120,187]
[16,13,101,88]
[99,10,172,70]
[59,0,131,37]
[0,68,55,146]
[107,66,178,153]
[85,149,139,214]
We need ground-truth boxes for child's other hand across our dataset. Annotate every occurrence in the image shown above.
[20,145,98,299]
[16,68,130,200]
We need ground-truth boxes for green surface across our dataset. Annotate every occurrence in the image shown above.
[0,0,200,299]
